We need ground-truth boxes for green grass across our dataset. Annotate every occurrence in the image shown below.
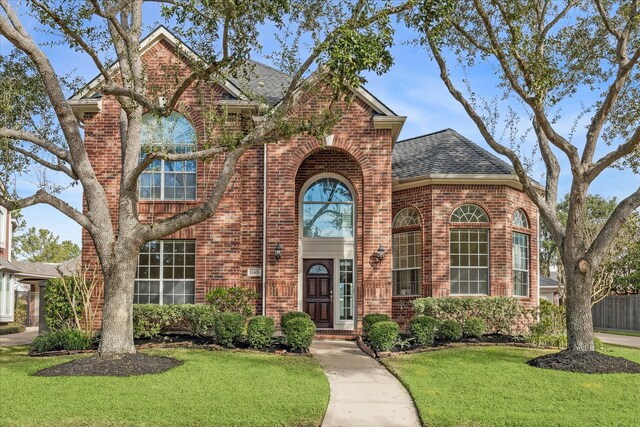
[382,345,640,427]
[0,346,329,427]
[595,328,640,337]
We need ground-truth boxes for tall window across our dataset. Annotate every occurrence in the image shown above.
[339,259,354,320]
[134,240,196,304]
[513,209,530,297]
[392,207,422,296]
[302,177,354,238]
[139,112,197,200]
[450,204,489,295]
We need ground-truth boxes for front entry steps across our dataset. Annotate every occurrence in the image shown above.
[315,329,358,341]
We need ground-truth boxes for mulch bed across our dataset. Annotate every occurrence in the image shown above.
[527,350,640,374]
[34,353,183,377]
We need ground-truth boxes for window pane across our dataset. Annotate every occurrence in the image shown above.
[303,203,353,238]
[450,229,489,295]
[303,178,352,202]
[135,240,196,305]
[512,232,529,296]
[339,259,354,320]
[393,208,421,228]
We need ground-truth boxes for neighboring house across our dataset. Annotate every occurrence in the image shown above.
[0,204,18,324]
[73,27,540,334]
[13,257,80,328]
[539,276,560,305]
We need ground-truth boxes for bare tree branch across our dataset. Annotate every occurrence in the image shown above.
[586,126,640,181]
[9,145,77,179]
[0,190,91,229]
[0,128,71,162]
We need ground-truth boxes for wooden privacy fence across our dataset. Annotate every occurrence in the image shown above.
[592,295,640,331]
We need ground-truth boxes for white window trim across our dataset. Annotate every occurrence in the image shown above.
[449,228,490,296]
[139,160,197,202]
[392,230,422,297]
[134,240,196,304]
[512,232,530,298]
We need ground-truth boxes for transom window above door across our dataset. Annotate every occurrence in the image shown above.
[138,112,197,201]
[302,177,354,238]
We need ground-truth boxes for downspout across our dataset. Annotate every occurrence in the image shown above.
[261,144,267,315]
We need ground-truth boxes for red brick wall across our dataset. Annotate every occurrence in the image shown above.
[391,184,539,328]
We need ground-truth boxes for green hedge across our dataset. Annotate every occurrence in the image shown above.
[31,329,93,352]
[437,320,463,341]
[409,316,438,346]
[214,312,244,347]
[369,321,399,352]
[247,316,276,350]
[462,316,487,338]
[282,315,315,351]
[44,277,84,331]
[413,297,526,334]
[205,287,258,319]
[363,313,390,336]
[280,311,311,327]
[0,323,26,335]
[133,304,217,338]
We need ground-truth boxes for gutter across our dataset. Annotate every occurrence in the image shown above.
[261,140,267,315]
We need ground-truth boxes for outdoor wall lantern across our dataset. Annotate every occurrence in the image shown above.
[274,243,283,260]
[376,244,385,261]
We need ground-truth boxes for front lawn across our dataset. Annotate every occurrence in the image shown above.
[0,346,329,427]
[382,345,640,427]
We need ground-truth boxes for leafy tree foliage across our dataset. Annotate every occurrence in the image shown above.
[14,226,80,263]
[409,0,640,351]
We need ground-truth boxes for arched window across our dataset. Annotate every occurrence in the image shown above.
[392,207,422,296]
[512,209,530,297]
[393,207,421,228]
[450,204,489,295]
[512,209,529,228]
[302,177,354,238]
[450,204,489,223]
[138,112,197,200]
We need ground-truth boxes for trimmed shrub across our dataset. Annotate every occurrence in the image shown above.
[205,287,259,319]
[410,316,438,347]
[247,316,276,350]
[437,320,463,342]
[0,323,26,335]
[282,317,316,351]
[133,304,182,338]
[363,313,390,336]
[31,329,92,352]
[280,311,311,327]
[530,299,565,336]
[413,297,526,334]
[181,305,217,336]
[44,277,84,331]
[214,312,244,347]
[462,316,487,338]
[368,321,399,352]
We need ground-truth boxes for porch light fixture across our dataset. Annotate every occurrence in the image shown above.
[376,244,385,261]
[274,243,283,260]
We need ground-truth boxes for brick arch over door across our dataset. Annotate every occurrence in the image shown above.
[295,146,365,329]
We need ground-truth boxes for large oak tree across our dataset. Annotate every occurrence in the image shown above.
[0,0,415,356]
[410,0,640,351]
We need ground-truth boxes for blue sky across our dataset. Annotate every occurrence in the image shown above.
[2,6,638,246]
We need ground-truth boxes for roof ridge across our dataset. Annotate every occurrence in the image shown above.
[396,128,453,144]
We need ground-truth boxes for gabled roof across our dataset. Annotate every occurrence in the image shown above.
[392,129,515,180]
[71,26,401,120]
[540,276,559,288]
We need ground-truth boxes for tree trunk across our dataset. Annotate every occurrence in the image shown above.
[98,249,138,357]
[564,267,595,351]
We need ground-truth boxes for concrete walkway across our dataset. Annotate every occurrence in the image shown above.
[0,326,38,347]
[595,332,640,349]
[311,340,421,427]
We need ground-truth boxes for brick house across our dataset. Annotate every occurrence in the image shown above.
[73,27,539,334]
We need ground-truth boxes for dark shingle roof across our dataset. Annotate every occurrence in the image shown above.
[228,60,293,105]
[392,129,515,180]
[540,276,559,288]
[12,257,80,279]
